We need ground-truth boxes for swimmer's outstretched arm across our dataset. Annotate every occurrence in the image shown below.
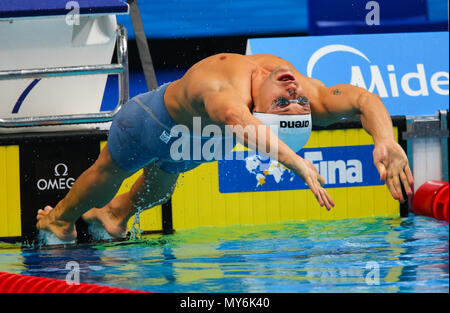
[313,83,414,202]
[204,89,335,211]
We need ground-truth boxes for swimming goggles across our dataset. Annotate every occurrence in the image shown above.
[275,96,310,107]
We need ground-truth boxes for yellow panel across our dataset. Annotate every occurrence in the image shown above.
[6,146,21,236]
[279,189,294,222]
[374,184,388,216]
[173,169,194,229]
[385,195,399,216]
[0,146,8,236]
[0,145,21,237]
[197,167,209,224]
[346,129,361,219]
[252,190,268,225]
[100,141,162,232]
[319,130,337,220]
[168,127,401,231]
[292,190,309,221]
[304,129,318,148]
[197,166,211,227]
[207,163,226,226]
[314,130,331,220]
[241,195,252,224]
[226,191,240,226]
[358,128,375,145]
[172,176,186,229]
[361,184,375,217]
[127,206,162,232]
[184,170,198,228]
[265,188,279,223]
[347,187,362,219]
[332,129,350,220]
[306,187,322,221]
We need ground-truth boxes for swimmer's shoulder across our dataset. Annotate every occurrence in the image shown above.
[197,53,257,72]
[179,53,254,95]
[307,76,326,88]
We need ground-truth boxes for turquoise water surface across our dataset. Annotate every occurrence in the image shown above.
[0,214,448,293]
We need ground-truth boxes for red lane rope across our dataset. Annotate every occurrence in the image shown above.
[0,272,148,293]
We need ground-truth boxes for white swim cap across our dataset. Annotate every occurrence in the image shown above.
[253,112,312,153]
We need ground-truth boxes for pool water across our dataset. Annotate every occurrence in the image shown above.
[0,214,448,293]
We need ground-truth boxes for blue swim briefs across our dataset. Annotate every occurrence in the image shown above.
[107,83,204,174]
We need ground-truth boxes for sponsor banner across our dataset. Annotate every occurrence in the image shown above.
[218,145,382,193]
[35,163,76,192]
[19,141,99,241]
[247,32,449,116]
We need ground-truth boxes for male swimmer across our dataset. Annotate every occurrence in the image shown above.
[36,53,414,242]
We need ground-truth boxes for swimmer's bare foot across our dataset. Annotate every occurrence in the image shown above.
[82,195,131,239]
[36,206,77,242]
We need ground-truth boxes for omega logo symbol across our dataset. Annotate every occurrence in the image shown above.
[54,163,69,177]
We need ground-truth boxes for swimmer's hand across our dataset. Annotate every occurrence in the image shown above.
[293,158,335,211]
[373,140,414,203]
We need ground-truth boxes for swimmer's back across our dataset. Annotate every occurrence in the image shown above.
[164,53,315,128]
[164,54,255,126]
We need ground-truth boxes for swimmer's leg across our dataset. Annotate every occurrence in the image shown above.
[36,146,132,242]
[82,164,179,238]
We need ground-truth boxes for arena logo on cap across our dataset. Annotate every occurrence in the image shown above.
[280,120,310,128]
[306,44,449,98]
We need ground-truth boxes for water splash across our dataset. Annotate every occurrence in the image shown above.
[37,230,75,246]
[88,223,113,241]
[129,207,143,241]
